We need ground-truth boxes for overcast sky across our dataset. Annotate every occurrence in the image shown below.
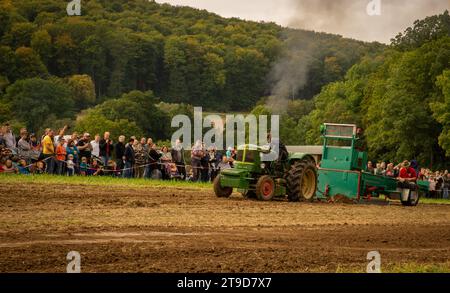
[155,0,449,43]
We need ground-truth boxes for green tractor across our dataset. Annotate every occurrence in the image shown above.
[213,144,318,201]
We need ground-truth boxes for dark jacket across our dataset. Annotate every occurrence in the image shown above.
[99,139,114,157]
[171,147,185,163]
[115,142,125,160]
[124,144,135,163]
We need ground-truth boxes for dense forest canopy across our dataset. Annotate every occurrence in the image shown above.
[0,0,381,126]
[0,0,448,168]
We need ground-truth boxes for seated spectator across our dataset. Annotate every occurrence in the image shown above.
[17,159,30,175]
[367,161,374,174]
[2,159,17,173]
[88,159,102,176]
[374,163,384,175]
[385,163,396,177]
[32,161,45,174]
[397,160,417,190]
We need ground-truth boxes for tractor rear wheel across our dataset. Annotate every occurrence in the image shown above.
[256,176,275,201]
[213,176,233,198]
[287,160,317,202]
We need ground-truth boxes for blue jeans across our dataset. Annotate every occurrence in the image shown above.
[124,161,133,178]
[101,156,110,166]
[443,188,449,199]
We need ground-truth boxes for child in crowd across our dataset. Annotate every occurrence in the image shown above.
[33,161,45,174]
[2,159,17,173]
[17,159,29,175]
[80,157,88,176]
[66,154,75,176]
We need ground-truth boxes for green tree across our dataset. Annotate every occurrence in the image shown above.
[66,74,96,110]
[13,46,47,79]
[4,78,74,132]
[431,70,450,156]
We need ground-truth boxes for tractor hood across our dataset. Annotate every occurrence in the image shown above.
[221,168,248,177]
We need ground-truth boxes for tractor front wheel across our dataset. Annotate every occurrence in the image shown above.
[287,160,318,202]
[256,176,275,201]
[213,176,233,198]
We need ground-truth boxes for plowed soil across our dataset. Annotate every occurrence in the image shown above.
[0,183,449,272]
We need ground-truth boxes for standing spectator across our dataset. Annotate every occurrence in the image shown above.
[208,146,220,182]
[147,142,162,178]
[145,138,154,178]
[191,140,203,182]
[443,171,450,199]
[124,138,135,178]
[66,139,79,174]
[53,125,68,145]
[70,132,79,145]
[42,129,56,174]
[115,135,126,176]
[77,133,92,163]
[435,171,444,198]
[79,157,88,176]
[171,139,186,179]
[56,138,67,175]
[133,138,146,178]
[17,129,33,162]
[67,154,75,176]
[200,144,210,182]
[217,155,232,171]
[90,134,101,158]
[99,132,114,166]
[30,133,40,151]
[3,123,16,151]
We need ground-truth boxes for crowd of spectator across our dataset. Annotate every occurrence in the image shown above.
[366,160,449,199]
[1,123,449,199]
[0,123,237,182]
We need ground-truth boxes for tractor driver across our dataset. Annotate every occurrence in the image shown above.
[266,132,288,162]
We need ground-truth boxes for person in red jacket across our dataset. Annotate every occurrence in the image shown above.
[397,160,417,189]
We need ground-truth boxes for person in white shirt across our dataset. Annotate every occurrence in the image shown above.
[90,134,100,158]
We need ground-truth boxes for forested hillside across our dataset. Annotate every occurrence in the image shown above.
[0,0,382,135]
[258,11,450,168]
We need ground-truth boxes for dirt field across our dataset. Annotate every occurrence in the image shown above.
[0,181,449,272]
